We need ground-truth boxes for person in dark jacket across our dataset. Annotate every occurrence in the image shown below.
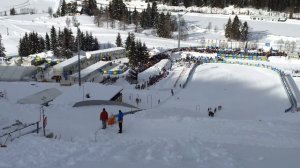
[100,108,108,129]
[117,110,124,133]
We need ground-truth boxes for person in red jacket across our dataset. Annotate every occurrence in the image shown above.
[100,108,108,129]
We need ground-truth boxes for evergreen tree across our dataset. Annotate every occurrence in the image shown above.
[128,39,137,67]
[170,0,179,6]
[0,34,5,57]
[73,28,82,52]
[38,37,45,53]
[145,3,152,28]
[240,21,249,41]
[194,0,204,7]
[50,26,59,56]
[157,12,172,38]
[183,0,192,8]
[225,18,232,39]
[87,32,94,51]
[45,33,51,51]
[88,0,98,16]
[132,7,140,32]
[60,28,74,58]
[140,10,147,29]
[10,8,16,15]
[70,2,78,13]
[135,40,143,67]
[231,15,241,40]
[151,1,159,28]
[141,42,149,66]
[125,32,132,51]
[93,37,99,50]
[61,0,67,16]
[18,38,23,57]
[212,0,224,8]
[21,33,29,56]
[18,32,46,56]
[116,32,123,47]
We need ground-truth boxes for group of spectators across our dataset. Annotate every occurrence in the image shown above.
[135,68,169,89]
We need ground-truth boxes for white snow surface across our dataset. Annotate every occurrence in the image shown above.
[0,1,300,167]
[1,8,300,55]
[1,62,300,168]
[0,0,60,13]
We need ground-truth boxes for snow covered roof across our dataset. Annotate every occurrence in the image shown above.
[84,47,125,59]
[52,55,86,74]
[70,61,110,79]
[0,66,37,81]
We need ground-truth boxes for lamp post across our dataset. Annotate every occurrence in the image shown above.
[77,27,81,86]
[178,11,188,50]
[41,96,47,136]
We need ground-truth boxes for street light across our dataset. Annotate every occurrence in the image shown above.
[178,11,188,50]
[76,27,81,86]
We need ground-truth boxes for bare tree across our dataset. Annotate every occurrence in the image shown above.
[214,25,218,33]
[66,17,71,27]
[284,40,291,52]
[72,16,80,27]
[277,39,284,51]
[291,41,296,53]
[207,22,212,32]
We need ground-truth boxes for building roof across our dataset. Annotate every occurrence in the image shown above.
[53,55,86,70]
[70,61,109,79]
[85,47,125,59]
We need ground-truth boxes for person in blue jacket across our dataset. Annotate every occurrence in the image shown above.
[117,110,124,133]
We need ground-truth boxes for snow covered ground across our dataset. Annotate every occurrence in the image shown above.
[0,0,60,14]
[0,6,300,55]
[1,62,300,168]
[1,1,300,167]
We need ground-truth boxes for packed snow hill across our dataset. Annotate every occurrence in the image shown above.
[1,60,300,168]
[1,0,300,168]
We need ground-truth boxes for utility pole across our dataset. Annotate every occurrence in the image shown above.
[178,12,188,50]
[77,27,81,86]
[178,15,181,50]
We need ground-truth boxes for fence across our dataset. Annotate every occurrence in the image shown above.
[0,121,41,146]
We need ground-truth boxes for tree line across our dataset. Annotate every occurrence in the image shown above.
[94,0,178,38]
[115,32,149,70]
[225,15,249,41]
[0,34,5,57]
[57,0,98,17]
[147,0,300,13]
[18,26,99,58]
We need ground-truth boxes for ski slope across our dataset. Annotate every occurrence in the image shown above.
[1,63,300,168]
[0,0,60,13]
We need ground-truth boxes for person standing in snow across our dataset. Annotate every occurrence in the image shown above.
[100,108,108,129]
[117,110,124,133]
[171,89,174,96]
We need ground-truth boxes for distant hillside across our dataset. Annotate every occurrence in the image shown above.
[0,0,61,14]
